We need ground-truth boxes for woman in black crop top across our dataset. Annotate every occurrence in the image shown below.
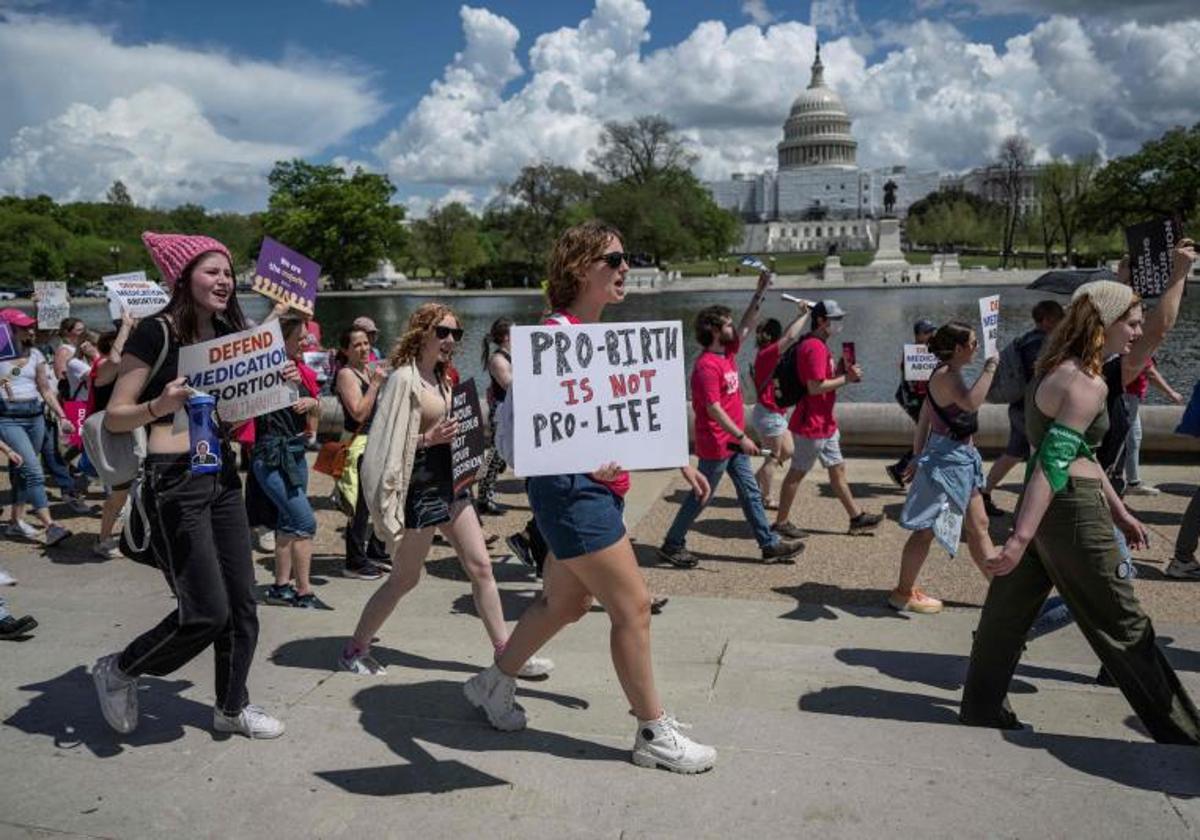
[961,278,1200,745]
[475,317,512,515]
[336,326,388,578]
[92,231,285,742]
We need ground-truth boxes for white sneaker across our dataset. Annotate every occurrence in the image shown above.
[0,567,15,586]
[44,524,71,546]
[92,653,139,734]
[1126,483,1161,496]
[92,536,121,560]
[252,527,276,553]
[213,704,285,739]
[632,714,717,774]
[5,520,41,540]
[1165,556,1200,580]
[463,664,526,731]
[338,649,387,675]
[516,654,555,679]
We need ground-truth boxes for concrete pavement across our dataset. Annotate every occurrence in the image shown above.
[1,457,1198,839]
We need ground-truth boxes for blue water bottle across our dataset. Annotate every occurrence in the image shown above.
[186,393,221,475]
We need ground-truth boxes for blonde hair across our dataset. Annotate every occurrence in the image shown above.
[545,220,623,311]
[1035,292,1139,378]
[389,303,458,380]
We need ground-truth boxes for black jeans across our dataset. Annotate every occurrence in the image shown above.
[118,453,259,716]
[346,454,387,567]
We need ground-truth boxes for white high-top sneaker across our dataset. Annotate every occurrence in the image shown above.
[632,714,717,774]
[516,654,554,679]
[463,664,527,731]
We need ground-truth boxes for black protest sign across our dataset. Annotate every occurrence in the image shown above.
[450,378,486,493]
[1125,217,1183,298]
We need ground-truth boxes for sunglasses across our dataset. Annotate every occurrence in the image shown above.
[596,251,630,269]
[434,325,464,341]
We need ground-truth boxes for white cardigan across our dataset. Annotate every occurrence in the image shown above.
[360,362,423,550]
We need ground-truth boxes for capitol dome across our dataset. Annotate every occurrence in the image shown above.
[777,43,857,170]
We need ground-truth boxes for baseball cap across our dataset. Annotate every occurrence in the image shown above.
[0,308,36,328]
[812,300,845,321]
[913,318,936,336]
[352,316,378,333]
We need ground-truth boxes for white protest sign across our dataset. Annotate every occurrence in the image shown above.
[903,344,938,381]
[978,295,1000,359]
[511,320,687,477]
[103,271,169,319]
[34,281,69,329]
[177,321,295,425]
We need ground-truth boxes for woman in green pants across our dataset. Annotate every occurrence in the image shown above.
[960,279,1200,745]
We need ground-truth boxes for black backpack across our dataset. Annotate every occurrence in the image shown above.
[771,335,821,408]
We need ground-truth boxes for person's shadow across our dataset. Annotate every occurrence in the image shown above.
[4,666,213,758]
[314,680,629,796]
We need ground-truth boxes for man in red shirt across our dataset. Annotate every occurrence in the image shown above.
[658,273,804,568]
[773,300,883,536]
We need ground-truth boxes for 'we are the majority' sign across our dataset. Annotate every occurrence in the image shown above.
[510,320,688,477]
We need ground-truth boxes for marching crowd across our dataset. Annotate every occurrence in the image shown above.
[1,220,1198,775]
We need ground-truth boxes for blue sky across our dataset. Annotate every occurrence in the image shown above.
[1,0,1197,213]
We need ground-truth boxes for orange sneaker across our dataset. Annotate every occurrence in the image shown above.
[888,588,943,614]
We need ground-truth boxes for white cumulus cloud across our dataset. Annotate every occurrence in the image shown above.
[0,13,384,207]
[742,1,776,26]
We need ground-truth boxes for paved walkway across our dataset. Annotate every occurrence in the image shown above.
[1,458,1198,838]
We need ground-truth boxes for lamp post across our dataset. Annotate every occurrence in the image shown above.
[109,245,120,274]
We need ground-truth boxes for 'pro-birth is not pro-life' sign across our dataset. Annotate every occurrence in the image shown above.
[510,320,687,477]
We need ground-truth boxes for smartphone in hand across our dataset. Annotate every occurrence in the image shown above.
[841,341,857,368]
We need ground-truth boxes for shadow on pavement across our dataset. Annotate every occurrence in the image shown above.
[4,665,211,758]
[798,684,1199,796]
[774,583,975,620]
[315,680,621,797]
[833,647,1091,693]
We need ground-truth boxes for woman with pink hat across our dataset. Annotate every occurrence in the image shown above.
[91,231,286,741]
[0,307,75,545]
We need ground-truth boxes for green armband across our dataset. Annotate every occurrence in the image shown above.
[1028,422,1093,493]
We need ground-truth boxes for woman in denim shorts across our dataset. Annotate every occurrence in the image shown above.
[462,221,719,775]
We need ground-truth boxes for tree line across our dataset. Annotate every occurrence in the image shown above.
[0,116,742,291]
[905,123,1200,267]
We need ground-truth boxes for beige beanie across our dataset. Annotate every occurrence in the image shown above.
[1071,280,1137,327]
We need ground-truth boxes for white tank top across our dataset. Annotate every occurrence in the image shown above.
[0,347,45,402]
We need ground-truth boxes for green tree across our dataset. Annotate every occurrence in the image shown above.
[263,160,408,290]
[1038,155,1095,262]
[590,116,698,185]
[106,180,134,207]
[28,242,64,282]
[1083,123,1200,232]
[500,163,601,265]
[413,202,487,282]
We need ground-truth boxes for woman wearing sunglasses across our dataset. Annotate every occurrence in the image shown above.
[460,220,717,775]
[892,322,998,614]
[346,303,553,679]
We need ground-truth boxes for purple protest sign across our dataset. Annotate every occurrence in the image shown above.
[252,237,320,316]
[0,322,17,361]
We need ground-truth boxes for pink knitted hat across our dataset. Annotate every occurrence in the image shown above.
[141,231,233,286]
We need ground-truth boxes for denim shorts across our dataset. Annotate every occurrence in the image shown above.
[751,404,788,439]
[527,473,626,560]
[250,452,316,538]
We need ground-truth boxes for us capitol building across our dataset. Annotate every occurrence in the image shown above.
[705,43,942,254]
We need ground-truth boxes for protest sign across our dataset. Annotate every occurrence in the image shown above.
[510,320,687,477]
[0,322,18,361]
[104,271,169,319]
[903,344,938,381]
[978,295,1000,359]
[177,321,294,425]
[34,282,69,329]
[253,237,320,316]
[449,379,486,493]
[1125,217,1183,298]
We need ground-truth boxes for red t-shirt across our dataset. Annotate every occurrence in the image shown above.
[753,341,785,415]
[546,311,630,498]
[693,338,744,460]
[788,336,838,439]
[1124,359,1153,400]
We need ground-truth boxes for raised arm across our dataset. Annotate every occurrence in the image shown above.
[1123,239,1195,384]
[777,302,812,353]
[952,356,999,411]
[336,366,384,425]
[736,271,771,345]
